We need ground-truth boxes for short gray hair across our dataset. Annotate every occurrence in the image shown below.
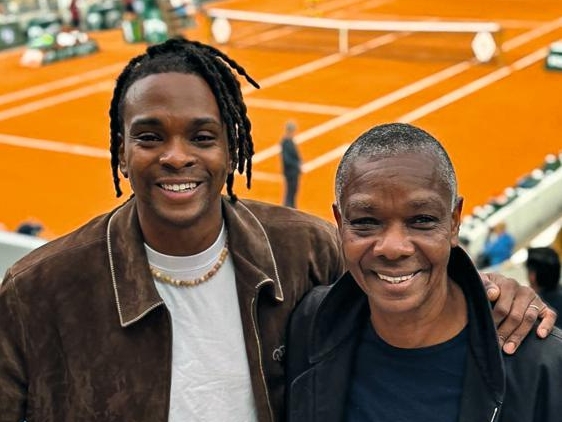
[335,122,458,210]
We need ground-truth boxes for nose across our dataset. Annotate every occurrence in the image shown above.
[159,138,196,169]
[372,223,415,260]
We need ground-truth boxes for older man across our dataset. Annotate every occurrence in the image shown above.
[286,122,562,422]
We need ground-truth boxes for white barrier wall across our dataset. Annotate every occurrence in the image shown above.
[460,166,562,260]
[0,230,47,280]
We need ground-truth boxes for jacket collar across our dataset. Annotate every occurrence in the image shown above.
[106,196,284,327]
[308,247,505,400]
[222,197,284,302]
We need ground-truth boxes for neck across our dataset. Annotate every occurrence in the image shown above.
[370,280,467,349]
[142,219,225,257]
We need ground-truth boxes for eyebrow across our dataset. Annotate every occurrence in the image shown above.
[346,196,444,212]
[408,197,444,210]
[130,116,222,127]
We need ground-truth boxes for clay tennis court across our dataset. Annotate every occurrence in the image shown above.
[1,0,561,239]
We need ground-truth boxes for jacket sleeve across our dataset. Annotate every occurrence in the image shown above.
[0,277,28,422]
[312,222,345,287]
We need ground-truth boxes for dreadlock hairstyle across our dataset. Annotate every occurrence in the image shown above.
[109,36,260,201]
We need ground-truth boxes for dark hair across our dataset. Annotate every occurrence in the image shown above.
[526,247,561,291]
[334,123,458,211]
[109,36,260,201]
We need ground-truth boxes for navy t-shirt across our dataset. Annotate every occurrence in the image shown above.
[345,320,468,422]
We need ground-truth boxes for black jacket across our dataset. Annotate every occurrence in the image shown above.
[286,247,562,422]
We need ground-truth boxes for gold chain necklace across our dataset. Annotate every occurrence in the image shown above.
[149,241,229,287]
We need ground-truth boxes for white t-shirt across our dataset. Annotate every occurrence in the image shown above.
[145,225,258,421]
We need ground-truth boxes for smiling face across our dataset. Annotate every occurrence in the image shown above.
[118,72,231,254]
[333,152,463,324]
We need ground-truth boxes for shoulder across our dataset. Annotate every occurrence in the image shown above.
[231,197,338,237]
[505,326,562,370]
[2,211,111,289]
[292,284,333,322]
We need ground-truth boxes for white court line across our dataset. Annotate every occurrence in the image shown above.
[297,48,549,176]
[0,133,109,158]
[0,25,403,120]
[502,17,562,50]
[397,47,549,123]
[301,144,350,173]
[253,18,562,163]
[1,18,559,179]
[252,60,472,162]
[0,45,547,176]
[0,63,125,106]
[0,81,114,122]
[241,32,405,95]
[251,171,283,182]
[244,98,352,115]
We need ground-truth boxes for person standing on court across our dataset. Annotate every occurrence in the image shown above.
[0,37,556,422]
[280,120,302,208]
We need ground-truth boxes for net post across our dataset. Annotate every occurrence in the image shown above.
[339,27,349,54]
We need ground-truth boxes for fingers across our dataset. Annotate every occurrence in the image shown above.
[499,297,540,354]
[483,272,518,328]
[499,296,556,355]
[482,272,501,302]
[481,271,558,354]
[536,304,557,338]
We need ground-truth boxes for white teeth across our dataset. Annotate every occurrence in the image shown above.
[162,182,197,192]
[377,273,415,284]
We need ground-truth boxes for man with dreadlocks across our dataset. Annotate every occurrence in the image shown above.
[0,37,557,422]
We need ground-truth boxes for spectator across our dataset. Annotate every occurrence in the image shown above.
[280,120,302,208]
[69,0,81,29]
[16,221,43,237]
[527,246,562,327]
[286,122,562,422]
[479,222,515,268]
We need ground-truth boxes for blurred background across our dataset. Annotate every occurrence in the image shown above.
[1,0,561,281]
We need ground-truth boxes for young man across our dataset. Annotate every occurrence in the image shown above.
[286,123,562,422]
[0,39,556,422]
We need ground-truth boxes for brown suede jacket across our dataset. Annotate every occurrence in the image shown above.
[0,196,344,422]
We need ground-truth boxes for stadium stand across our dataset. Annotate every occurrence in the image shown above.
[460,152,562,277]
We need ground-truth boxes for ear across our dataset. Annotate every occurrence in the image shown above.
[117,133,128,178]
[332,202,343,230]
[450,196,464,247]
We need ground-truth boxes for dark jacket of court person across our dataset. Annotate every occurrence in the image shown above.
[0,196,344,422]
[281,121,302,208]
[286,247,562,422]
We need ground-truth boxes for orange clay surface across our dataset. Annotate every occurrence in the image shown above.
[1,0,561,239]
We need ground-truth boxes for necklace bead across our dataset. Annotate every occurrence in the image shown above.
[149,242,229,287]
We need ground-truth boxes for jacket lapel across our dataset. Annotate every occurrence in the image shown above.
[450,248,505,421]
[106,199,164,327]
[222,197,284,301]
[295,274,368,422]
